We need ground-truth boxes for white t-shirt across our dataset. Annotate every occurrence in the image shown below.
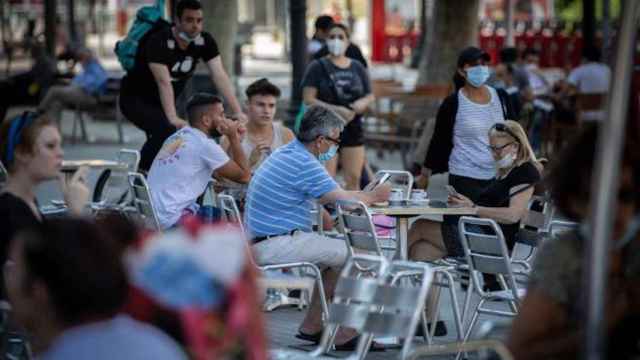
[449,86,505,180]
[148,126,229,229]
[567,62,611,94]
[568,62,611,121]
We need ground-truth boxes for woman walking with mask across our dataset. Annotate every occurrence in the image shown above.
[414,46,516,258]
[301,23,375,190]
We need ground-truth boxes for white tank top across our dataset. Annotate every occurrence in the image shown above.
[241,122,286,170]
[448,87,505,180]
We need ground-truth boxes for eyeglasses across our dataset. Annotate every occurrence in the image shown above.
[328,34,346,40]
[488,142,514,153]
[491,123,520,143]
[321,136,341,145]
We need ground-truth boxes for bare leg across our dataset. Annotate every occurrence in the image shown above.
[408,219,447,261]
[339,146,365,190]
[408,219,447,322]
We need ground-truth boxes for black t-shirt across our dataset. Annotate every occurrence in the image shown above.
[122,28,220,102]
[476,161,541,242]
[301,58,371,109]
[0,192,41,298]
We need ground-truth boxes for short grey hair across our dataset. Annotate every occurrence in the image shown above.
[296,105,344,143]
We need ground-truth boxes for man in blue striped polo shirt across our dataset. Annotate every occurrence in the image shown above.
[245,105,390,346]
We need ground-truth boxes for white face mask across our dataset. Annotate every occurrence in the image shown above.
[496,152,516,169]
[327,39,345,56]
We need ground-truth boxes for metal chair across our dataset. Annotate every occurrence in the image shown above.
[217,194,326,314]
[91,149,141,214]
[512,195,555,268]
[271,254,390,360]
[336,199,464,343]
[374,170,414,200]
[272,255,436,360]
[128,172,162,231]
[458,217,526,346]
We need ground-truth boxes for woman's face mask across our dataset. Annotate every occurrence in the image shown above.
[496,152,516,169]
[327,39,345,57]
[465,65,490,88]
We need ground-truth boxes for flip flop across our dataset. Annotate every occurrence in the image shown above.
[295,331,322,344]
[334,336,386,352]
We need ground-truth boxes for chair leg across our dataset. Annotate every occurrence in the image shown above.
[116,101,124,144]
[442,270,464,341]
[72,110,79,145]
[455,303,482,360]
[79,112,89,142]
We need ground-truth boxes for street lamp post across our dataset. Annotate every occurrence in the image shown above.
[287,0,307,127]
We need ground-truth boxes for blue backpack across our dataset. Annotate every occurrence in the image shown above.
[114,0,170,72]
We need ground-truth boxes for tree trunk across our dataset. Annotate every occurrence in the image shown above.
[202,1,238,76]
[417,0,480,86]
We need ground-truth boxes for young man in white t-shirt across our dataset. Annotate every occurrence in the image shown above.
[147,93,251,229]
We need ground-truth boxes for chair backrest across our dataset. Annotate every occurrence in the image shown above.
[518,195,554,247]
[361,260,433,359]
[328,256,432,359]
[117,149,141,172]
[217,194,246,236]
[327,254,389,330]
[458,217,520,299]
[336,200,383,259]
[97,149,140,205]
[0,160,7,189]
[375,170,414,200]
[128,172,161,231]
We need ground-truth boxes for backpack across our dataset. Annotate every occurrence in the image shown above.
[114,0,170,72]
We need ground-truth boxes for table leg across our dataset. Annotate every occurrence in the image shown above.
[394,217,409,260]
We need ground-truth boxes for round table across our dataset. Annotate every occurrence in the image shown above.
[369,201,477,260]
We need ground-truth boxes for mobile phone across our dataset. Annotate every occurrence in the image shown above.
[446,185,461,197]
[364,173,391,192]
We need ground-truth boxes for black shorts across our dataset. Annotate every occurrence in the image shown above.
[339,116,364,147]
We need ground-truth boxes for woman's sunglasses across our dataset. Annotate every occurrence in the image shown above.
[491,123,520,143]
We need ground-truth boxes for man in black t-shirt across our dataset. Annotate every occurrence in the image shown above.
[119,0,247,171]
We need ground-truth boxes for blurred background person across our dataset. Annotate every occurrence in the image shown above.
[0,113,89,300]
[508,125,640,360]
[5,218,187,359]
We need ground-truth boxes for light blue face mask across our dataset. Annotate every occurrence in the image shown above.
[319,144,338,163]
[466,65,490,88]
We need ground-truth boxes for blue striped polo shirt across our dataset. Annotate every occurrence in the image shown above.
[245,139,338,238]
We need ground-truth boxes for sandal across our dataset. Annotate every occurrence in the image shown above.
[334,336,385,352]
[295,331,322,344]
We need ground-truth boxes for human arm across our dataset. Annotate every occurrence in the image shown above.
[148,63,187,128]
[303,86,355,123]
[415,94,458,189]
[318,183,391,207]
[213,120,251,184]
[206,56,247,122]
[449,185,533,224]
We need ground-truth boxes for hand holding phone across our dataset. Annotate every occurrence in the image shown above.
[364,173,391,192]
[446,185,461,198]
